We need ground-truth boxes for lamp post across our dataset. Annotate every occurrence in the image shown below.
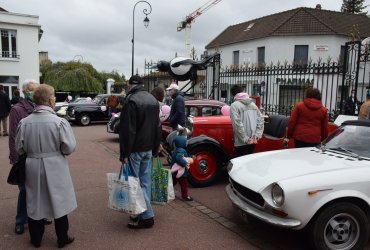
[132,1,152,77]
[73,55,83,62]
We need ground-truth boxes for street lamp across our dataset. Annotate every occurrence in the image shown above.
[132,1,152,76]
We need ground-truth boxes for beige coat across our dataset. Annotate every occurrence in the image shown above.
[16,108,77,220]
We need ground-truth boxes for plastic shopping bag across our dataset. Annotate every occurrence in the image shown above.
[107,164,147,214]
[151,157,175,204]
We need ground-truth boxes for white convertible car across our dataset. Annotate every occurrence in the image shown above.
[226,119,370,250]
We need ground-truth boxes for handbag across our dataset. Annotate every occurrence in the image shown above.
[7,154,27,185]
[151,156,175,204]
[107,163,147,215]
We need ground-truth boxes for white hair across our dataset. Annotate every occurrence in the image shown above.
[22,79,39,92]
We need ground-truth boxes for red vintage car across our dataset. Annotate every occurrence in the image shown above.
[166,105,338,188]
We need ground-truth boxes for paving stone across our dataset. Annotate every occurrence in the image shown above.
[220,221,237,229]
[207,212,221,219]
[195,205,207,210]
[215,216,228,224]
[200,208,213,214]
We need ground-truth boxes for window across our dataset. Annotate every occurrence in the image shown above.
[189,107,198,117]
[257,47,265,65]
[293,45,308,65]
[202,107,221,117]
[1,30,17,58]
[233,50,239,66]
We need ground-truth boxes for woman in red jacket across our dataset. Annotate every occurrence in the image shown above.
[287,88,328,148]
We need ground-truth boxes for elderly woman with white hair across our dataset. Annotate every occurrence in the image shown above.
[9,79,40,235]
[15,84,77,248]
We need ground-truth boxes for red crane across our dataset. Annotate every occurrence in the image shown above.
[177,0,222,56]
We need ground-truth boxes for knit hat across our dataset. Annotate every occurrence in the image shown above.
[129,75,143,85]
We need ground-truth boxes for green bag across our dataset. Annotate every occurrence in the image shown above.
[151,157,175,204]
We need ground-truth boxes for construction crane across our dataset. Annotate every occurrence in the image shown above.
[177,0,222,57]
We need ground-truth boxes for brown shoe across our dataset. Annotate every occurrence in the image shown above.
[127,217,154,229]
[3,132,8,136]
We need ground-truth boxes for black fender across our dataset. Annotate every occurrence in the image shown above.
[187,135,229,164]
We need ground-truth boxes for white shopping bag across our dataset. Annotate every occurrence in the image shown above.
[107,164,147,215]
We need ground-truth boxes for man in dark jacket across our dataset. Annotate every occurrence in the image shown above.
[0,84,11,136]
[167,83,185,130]
[119,75,160,229]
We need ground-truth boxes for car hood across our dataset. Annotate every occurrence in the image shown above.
[229,148,368,192]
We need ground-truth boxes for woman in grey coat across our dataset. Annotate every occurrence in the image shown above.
[15,84,77,248]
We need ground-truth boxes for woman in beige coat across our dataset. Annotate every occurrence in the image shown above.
[15,84,77,248]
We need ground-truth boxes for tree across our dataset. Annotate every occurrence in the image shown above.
[341,0,368,14]
[44,61,103,93]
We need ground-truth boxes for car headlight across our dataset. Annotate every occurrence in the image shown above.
[227,161,233,173]
[271,183,284,207]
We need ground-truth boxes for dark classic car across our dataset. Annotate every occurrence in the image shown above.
[66,94,120,126]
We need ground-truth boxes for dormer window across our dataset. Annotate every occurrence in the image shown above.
[244,23,254,32]
[1,29,17,58]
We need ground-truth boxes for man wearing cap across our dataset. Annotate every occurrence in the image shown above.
[167,83,185,130]
[119,75,160,229]
[358,89,370,120]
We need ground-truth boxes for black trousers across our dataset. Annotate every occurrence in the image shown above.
[28,215,69,246]
[235,144,256,157]
[294,139,318,148]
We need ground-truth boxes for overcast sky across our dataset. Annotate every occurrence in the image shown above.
[2,0,370,78]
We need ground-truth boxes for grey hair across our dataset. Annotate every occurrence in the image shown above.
[22,79,38,92]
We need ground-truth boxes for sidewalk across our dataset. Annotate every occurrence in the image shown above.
[0,124,258,249]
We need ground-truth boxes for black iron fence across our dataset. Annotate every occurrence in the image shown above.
[142,41,370,121]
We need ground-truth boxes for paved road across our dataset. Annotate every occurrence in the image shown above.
[2,122,369,249]
[0,123,257,250]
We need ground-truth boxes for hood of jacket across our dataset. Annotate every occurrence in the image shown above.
[234,92,253,106]
[174,135,187,149]
[18,98,35,113]
[171,91,184,99]
[303,98,323,110]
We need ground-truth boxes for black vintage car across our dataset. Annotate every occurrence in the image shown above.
[65,94,120,126]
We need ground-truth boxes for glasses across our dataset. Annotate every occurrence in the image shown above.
[50,96,56,101]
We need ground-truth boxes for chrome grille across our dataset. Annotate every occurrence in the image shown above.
[230,178,265,207]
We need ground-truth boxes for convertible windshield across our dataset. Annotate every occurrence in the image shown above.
[92,96,101,103]
[321,125,370,159]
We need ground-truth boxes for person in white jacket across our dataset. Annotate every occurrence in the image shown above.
[230,85,264,157]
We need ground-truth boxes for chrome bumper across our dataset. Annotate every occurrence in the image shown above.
[225,184,301,228]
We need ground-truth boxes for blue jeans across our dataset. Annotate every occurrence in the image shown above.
[16,183,28,225]
[127,151,154,220]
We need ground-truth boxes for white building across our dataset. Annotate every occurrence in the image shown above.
[0,7,42,99]
[206,6,370,67]
[204,6,370,115]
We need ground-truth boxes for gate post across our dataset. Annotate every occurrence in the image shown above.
[340,41,361,114]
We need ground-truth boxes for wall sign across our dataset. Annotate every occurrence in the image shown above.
[314,45,329,51]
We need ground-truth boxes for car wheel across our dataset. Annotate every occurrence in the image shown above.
[308,202,369,250]
[79,113,91,126]
[188,146,222,187]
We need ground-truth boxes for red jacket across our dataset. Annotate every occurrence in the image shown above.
[287,98,328,144]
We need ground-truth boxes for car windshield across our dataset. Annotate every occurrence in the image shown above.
[73,98,87,103]
[320,125,370,159]
[92,96,101,104]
